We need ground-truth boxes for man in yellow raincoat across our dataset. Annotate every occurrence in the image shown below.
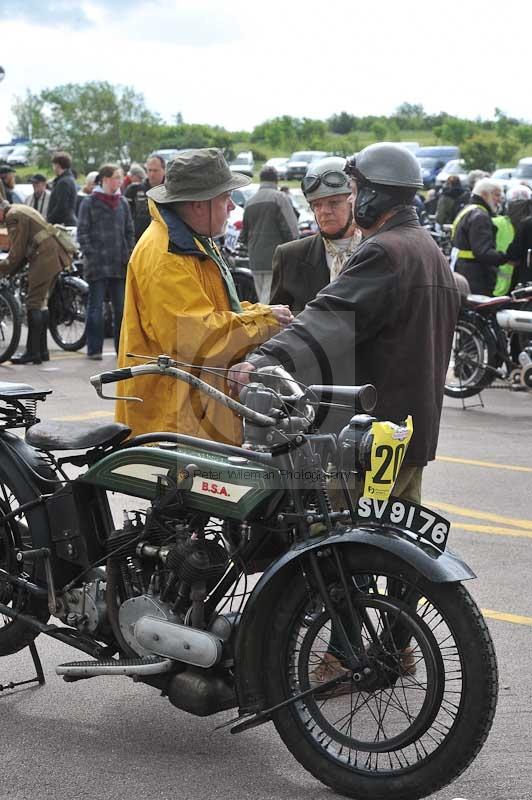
[115,148,292,444]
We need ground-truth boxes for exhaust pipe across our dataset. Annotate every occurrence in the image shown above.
[496,309,532,333]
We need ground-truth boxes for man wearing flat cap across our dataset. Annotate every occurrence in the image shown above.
[115,147,293,443]
[25,174,51,218]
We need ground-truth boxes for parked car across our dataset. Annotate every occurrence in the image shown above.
[222,185,260,255]
[514,157,532,189]
[0,144,15,162]
[151,148,189,164]
[229,151,254,178]
[6,144,32,166]
[435,158,468,188]
[263,157,289,180]
[289,188,318,237]
[416,146,460,188]
[490,167,521,193]
[11,183,34,203]
[285,150,328,181]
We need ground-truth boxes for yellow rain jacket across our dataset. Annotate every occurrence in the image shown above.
[115,201,281,444]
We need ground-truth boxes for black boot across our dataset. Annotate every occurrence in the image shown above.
[11,309,43,365]
[40,309,50,362]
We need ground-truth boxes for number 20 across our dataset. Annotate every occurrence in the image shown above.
[373,443,406,485]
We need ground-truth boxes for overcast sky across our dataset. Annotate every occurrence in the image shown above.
[1,0,531,143]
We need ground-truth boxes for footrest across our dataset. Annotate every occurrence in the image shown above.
[56,655,173,677]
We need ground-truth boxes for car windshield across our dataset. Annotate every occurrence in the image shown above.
[516,164,532,179]
[233,156,251,165]
[291,152,318,162]
[418,157,439,169]
[231,185,259,206]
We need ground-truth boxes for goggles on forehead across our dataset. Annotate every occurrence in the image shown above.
[301,170,348,194]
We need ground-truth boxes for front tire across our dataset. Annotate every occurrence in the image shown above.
[0,475,50,656]
[264,546,498,800]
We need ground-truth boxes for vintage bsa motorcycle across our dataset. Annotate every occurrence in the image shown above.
[0,357,498,800]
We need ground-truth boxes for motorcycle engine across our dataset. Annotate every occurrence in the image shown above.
[107,510,231,660]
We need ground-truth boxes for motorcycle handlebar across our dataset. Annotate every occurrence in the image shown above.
[90,363,277,428]
[307,384,377,414]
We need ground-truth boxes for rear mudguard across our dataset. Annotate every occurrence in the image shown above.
[234,525,475,713]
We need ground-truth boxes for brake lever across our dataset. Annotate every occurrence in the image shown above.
[89,374,143,403]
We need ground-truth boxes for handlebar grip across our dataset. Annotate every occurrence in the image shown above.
[308,384,377,413]
[99,368,133,384]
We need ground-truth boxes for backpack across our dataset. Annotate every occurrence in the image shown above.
[32,222,78,258]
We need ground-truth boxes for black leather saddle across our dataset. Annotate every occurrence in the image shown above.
[26,420,131,451]
[0,381,51,401]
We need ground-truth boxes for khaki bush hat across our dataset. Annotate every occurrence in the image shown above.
[147,148,250,203]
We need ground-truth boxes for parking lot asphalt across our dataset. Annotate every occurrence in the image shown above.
[0,342,531,800]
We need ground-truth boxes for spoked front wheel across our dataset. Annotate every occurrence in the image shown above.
[265,546,498,800]
[0,478,49,656]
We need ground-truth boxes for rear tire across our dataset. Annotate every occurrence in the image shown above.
[264,546,498,800]
[0,289,22,364]
[48,280,87,351]
[444,318,497,398]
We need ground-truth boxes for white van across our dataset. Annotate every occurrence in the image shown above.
[514,157,532,188]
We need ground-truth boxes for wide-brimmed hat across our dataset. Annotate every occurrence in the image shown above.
[147,148,250,204]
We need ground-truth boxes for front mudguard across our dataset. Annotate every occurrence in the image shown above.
[234,525,475,713]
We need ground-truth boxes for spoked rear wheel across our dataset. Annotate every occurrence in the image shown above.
[265,547,498,800]
[0,289,21,363]
[48,281,87,351]
[444,319,496,398]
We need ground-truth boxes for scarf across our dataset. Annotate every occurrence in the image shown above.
[93,186,122,210]
[195,235,243,313]
[322,232,361,280]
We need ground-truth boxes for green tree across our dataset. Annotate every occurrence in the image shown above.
[461,134,499,172]
[327,112,356,135]
[370,121,387,141]
[11,81,160,171]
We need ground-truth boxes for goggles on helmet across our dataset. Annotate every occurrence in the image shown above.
[301,170,348,195]
[344,156,366,183]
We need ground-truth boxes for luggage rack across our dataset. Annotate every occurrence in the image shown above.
[0,382,51,430]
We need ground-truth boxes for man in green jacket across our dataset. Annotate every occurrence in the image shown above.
[240,166,299,303]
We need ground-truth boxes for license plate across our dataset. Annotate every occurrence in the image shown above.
[356,496,450,551]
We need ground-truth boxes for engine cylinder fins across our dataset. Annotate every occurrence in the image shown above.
[166,538,229,586]
[56,655,174,677]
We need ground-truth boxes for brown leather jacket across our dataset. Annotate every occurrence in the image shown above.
[249,208,461,465]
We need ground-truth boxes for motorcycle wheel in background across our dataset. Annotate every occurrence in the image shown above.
[265,547,498,800]
[444,317,497,398]
[48,276,88,351]
[0,286,22,363]
[0,470,50,656]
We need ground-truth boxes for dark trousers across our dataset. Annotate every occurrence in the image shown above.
[86,277,124,356]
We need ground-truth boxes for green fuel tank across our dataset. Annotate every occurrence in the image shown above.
[80,443,285,520]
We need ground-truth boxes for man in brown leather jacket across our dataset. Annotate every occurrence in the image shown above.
[0,200,70,364]
[230,143,461,502]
